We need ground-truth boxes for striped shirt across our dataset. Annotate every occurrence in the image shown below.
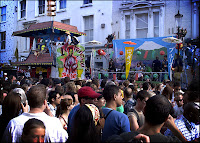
[164,115,199,141]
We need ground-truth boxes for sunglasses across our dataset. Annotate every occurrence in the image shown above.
[175,99,183,102]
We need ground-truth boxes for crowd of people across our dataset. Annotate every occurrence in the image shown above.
[0,74,199,142]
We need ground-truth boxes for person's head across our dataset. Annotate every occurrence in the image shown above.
[55,85,64,97]
[124,87,133,99]
[164,55,167,60]
[96,95,106,109]
[53,78,62,87]
[64,81,76,93]
[156,83,163,92]
[150,82,155,90]
[12,88,27,106]
[136,90,152,110]
[173,82,181,92]
[123,80,130,88]
[22,118,45,143]
[92,78,100,89]
[27,84,47,109]
[162,85,173,101]
[103,85,122,107]
[183,102,200,125]
[183,79,200,104]
[40,78,50,87]
[90,83,98,91]
[2,91,21,119]
[144,95,172,126]
[64,76,70,84]
[58,98,74,116]
[142,82,150,90]
[100,79,108,89]
[105,81,115,87]
[156,56,159,60]
[174,92,184,107]
[48,91,61,106]
[0,90,8,104]
[71,104,100,143]
[78,86,101,106]
[21,84,29,94]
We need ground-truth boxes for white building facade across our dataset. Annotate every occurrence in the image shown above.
[0,0,199,78]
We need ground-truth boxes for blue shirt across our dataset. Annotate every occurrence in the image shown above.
[102,107,130,142]
[164,115,199,141]
[67,104,80,136]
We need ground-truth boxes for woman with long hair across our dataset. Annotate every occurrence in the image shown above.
[0,91,28,141]
[68,104,100,143]
[56,97,74,131]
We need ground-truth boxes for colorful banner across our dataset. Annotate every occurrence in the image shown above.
[125,47,134,79]
[113,37,176,80]
[57,44,85,80]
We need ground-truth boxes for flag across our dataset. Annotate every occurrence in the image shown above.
[125,47,134,79]
[15,45,19,62]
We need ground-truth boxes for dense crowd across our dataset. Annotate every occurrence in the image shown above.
[0,75,199,143]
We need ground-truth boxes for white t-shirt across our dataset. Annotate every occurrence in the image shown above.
[2,112,68,142]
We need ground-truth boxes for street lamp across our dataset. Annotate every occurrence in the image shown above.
[175,10,183,72]
[175,10,183,56]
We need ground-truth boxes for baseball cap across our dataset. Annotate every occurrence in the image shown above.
[78,86,101,99]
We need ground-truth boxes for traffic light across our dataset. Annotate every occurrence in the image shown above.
[47,0,56,16]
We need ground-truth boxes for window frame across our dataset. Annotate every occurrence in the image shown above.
[59,0,66,9]
[38,0,45,15]
[0,6,6,22]
[153,12,159,37]
[84,15,94,42]
[20,0,26,18]
[125,15,130,39]
[83,0,92,5]
[136,13,148,38]
[0,32,6,50]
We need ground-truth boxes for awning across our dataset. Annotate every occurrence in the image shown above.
[12,52,54,66]
[13,21,86,37]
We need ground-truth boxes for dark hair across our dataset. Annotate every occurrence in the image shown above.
[144,95,172,125]
[56,98,73,117]
[103,85,120,102]
[174,81,181,88]
[124,87,132,98]
[22,118,45,136]
[92,79,100,88]
[27,84,46,108]
[2,91,21,120]
[64,77,70,84]
[21,84,29,93]
[150,82,155,89]
[100,79,108,89]
[70,105,100,143]
[162,85,173,100]
[142,82,149,90]
[55,85,64,96]
[48,91,59,104]
[123,80,130,87]
[40,78,50,87]
[136,90,151,101]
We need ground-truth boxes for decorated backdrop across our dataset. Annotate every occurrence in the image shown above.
[56,44,85,80]
[113,37,177,80]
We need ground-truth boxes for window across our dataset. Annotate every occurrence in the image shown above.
[61,19,70,25]
[84,0,92,4]
[0,32,6,50]
[20,0,26,18]
[60,0,66,9]
[84,15,93,42]
[136,13,148,38]
[153,12,159,37]
[38,0,45,14]
[0,6,6,22]
[125,15,130,39]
